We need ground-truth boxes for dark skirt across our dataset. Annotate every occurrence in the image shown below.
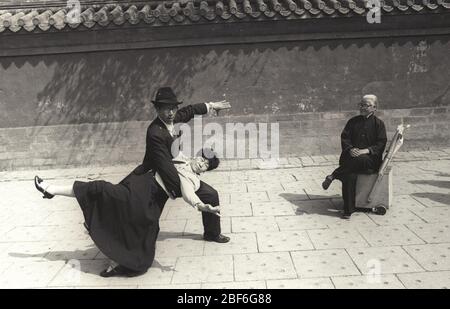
[73,172,162,272]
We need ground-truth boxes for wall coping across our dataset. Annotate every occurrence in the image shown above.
[0,106,446,131]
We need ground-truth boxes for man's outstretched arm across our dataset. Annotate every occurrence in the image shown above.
[174,101,231,123]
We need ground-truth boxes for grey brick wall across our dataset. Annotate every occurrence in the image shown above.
[1,106,448,171]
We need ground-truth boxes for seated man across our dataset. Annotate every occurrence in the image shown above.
[322,94,387,219]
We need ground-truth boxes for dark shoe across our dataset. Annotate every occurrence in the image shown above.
[100,265,146,278]
[34,176,54,199]
[322,175,333,190]
[341,212,351,220]
[204,234,230,243]
[372,206,387,216]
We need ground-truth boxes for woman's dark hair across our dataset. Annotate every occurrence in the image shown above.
[198,148,220,171]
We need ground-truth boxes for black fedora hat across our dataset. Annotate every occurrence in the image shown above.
[151,87,183,105]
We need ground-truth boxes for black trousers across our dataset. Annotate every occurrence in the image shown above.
[154,180,221,237]
[332,155,378,215]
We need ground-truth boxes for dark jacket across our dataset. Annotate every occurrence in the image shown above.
[132,103,207,198]
[339,114,387,166]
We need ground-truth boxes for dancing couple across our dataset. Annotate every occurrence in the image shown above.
[34,87,231,278]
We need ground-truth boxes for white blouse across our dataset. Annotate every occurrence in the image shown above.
[155,154,203,208]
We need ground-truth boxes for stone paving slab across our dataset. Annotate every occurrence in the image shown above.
[307,228,370,249]
[306,213,371,229]
[409,181,449,194]
[171,255,234,284]
[247,182,284,193]
[41,211,85,226]
[1,260,66,288]
[45,225,90,241]
[1,210,51,228]
[325,213,379,229]
[230,192,270,204]
[403,243,450,271]
[155,237,205,258]
[200,173,230,184]
[282,181,316,193]
[346,246,424,274]
[234,252,297,282]
[221,202,253,217]
[159,205,170,221]
[183,217,232,236]
[256,231,314,252]
[367,208,425,226]
[266,278,334,289]
[45,239,99,261]
[203,233,258,256]
[267,192,309,203]
[165,204,206,220]
[201,281,266,289]
[357,225,425,247]
[159,219,186,236]
[397,271,450,289]
[107,257,176,287]
[214,183,248,193]
[34,197,79,213]
[5,241,58,262]
[276,215,328,231]
[288,199,338,215]
[406,222,450,244]
[392,184,424,196]
[409,207,450,223]
[291,170,326,181]
[331,274,405,289]
[71,285,139,289]
[411,194,450,208]
[138,283,201,289]
[0,261,14,279]
[3,226,57,242]
[232,216,279,233]
[291,249,360,278]
[304,188,341,199]
[0,224,16,240]
[251,201,296,216]
[0,243,14,261]
[48,259,113,287]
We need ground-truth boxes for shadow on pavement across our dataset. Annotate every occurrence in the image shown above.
[279,193,309,202]
[157,231,203,241]
[9,247,174,274]
[411,192,450,206]
[9,247,104,274]
[410,180,450,189]
[280,193,341,217]
[410,176,450,206]
[435,172,450,178]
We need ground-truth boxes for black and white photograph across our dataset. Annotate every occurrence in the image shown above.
[0,0,449,293]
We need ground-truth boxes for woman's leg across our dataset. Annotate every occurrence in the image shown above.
[46,184,75,197]
[38,179,75,197]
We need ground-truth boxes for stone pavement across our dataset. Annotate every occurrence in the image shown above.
[0,149,449,289]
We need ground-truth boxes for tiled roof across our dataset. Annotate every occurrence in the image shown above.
[0,0,449,33]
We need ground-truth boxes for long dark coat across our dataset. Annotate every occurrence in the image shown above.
[339,114,387,168]
[72,103,207,272]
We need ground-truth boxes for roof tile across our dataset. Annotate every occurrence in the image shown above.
[0,0,448,33]
[49,9,66,29]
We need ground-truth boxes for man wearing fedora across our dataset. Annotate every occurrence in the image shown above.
[132,87,231,243]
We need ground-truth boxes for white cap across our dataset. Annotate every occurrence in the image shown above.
[362,94,378,107]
